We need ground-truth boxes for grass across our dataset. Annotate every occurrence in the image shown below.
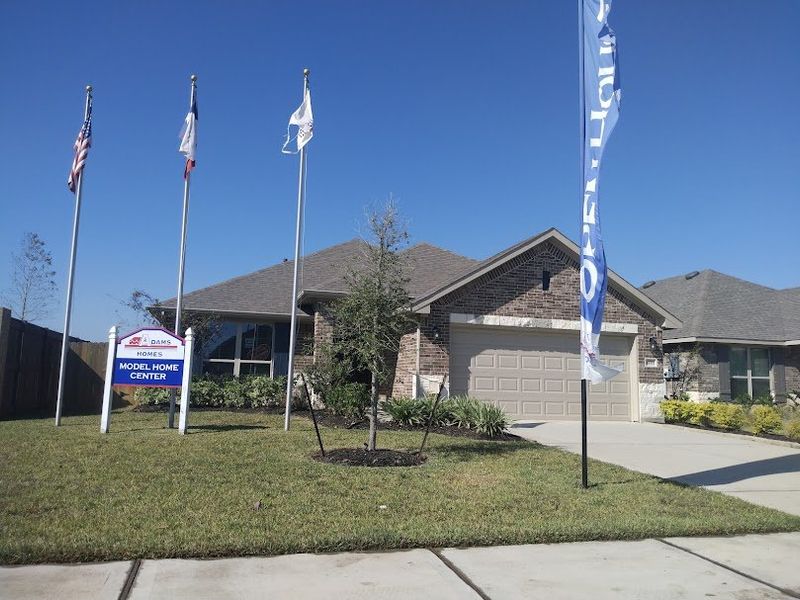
[1,410,800,564]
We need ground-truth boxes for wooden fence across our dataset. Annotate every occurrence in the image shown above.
[0,307,122,419]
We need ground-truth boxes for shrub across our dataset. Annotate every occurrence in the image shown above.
[450,396,481,428]
[710,403,746,431]
[135,387,171,406]
[420,395,455,427]
[325,383,370,420]
[381,396,425,427]
[474,403,509,438]
[687,402,714,426]
[660,400,691,423]
[784,419,800,442]
[242,375,286,409]
[191,377,225,407]
[751,405,783,435]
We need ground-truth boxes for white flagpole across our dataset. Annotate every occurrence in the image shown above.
[284,68,310,431]
[55,84,92,426]
[168,74,197,429]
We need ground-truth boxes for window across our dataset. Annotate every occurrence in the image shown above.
[203,322,274,377]
[730,347,771,401]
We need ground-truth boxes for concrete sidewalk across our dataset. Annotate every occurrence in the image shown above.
[3,532,800,599]
[511,421,800,516]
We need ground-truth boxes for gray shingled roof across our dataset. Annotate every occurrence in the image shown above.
[642,270,800,342]
[160,239,479,317]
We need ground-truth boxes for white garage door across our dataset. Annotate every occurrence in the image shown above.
[450,327,633,421]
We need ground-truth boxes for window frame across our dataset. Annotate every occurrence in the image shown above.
[204,322,276,377]
[729,346,772,399]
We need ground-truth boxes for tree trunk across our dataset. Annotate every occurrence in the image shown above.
[368,370,378,451]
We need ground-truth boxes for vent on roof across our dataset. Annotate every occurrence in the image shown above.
[685,271,700,280]
[642,280,655,289]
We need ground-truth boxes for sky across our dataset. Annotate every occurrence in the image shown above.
[1,1,798,341]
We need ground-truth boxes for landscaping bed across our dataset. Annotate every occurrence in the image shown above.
[660,398,800,443]
[2,410,800,565]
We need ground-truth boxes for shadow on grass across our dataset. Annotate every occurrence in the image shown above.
[189,424,269,433]
[430,441,531,462]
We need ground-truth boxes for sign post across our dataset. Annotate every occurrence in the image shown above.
[101,326,190,434]
[178,328,194,435]
[100,326,118,433]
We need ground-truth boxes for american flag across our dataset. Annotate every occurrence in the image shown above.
[67,95,93,193]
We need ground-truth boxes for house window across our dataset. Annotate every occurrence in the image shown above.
[730,347,771,401]
[204,322,274,377]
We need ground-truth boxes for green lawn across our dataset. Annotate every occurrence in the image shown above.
[1,410,799,564]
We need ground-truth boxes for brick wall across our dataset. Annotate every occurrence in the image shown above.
[392,241,666,399]
[663,342,720,399]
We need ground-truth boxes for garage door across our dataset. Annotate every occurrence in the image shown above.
[450,327,632,421]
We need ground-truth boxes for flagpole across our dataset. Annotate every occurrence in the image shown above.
[284,68,310,432]
[168,74,197,429]
[55,85,92,426]
[578,0,589,489]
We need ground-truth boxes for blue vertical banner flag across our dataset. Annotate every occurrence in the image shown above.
[580,0,622,383]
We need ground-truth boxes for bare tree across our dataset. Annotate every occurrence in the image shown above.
[4,232,57,323]
[118,289,222,359]
[332,201,412,450]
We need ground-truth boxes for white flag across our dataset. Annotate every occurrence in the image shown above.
[282,88,313,154]
[179,97,198,177]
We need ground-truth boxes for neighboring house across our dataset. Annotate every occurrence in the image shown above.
[159,228,680,422]
[642,270,800,403]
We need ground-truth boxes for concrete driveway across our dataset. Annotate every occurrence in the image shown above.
[511,421,800,516]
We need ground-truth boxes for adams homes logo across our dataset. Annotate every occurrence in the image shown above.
[125,333,177,349]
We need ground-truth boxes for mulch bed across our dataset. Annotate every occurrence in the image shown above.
[313,448,426,467]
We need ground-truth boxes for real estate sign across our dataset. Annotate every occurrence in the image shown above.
[101,326,195,435]
[112,328,185,387]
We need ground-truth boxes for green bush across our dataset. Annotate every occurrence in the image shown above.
[474,403,509,438]
[751,405,783,435]
[381,396,425,426]
[325,383,370,420]
[710,403,746,431]
[135,387,171,406]
[191,377,225,407]
[784,419,800,442]
[421,396,455,427]
[660,400,692,423]
[687,402,714,426]
[241,375,286,409]
[450,395,481,428]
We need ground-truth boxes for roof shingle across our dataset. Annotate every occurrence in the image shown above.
[642,270,800,342]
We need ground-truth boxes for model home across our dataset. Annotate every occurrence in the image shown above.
[159,228,682,422]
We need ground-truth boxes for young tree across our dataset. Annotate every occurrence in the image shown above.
[4,232,57,323]
[332,201,412,450]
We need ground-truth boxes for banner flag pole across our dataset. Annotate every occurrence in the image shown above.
[169,74,197,428]
[578,0,588,489]
[55,84,92,426]
[284,68,311,432]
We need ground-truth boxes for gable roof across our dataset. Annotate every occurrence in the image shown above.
[411,228,682,329]
[642,270,800,343]
[159,239,479,317]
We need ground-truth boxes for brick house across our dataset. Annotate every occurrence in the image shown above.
[161,228,681,422]
[642,270,800,403]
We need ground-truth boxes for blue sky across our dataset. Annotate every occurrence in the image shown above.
[1,1,798,340]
